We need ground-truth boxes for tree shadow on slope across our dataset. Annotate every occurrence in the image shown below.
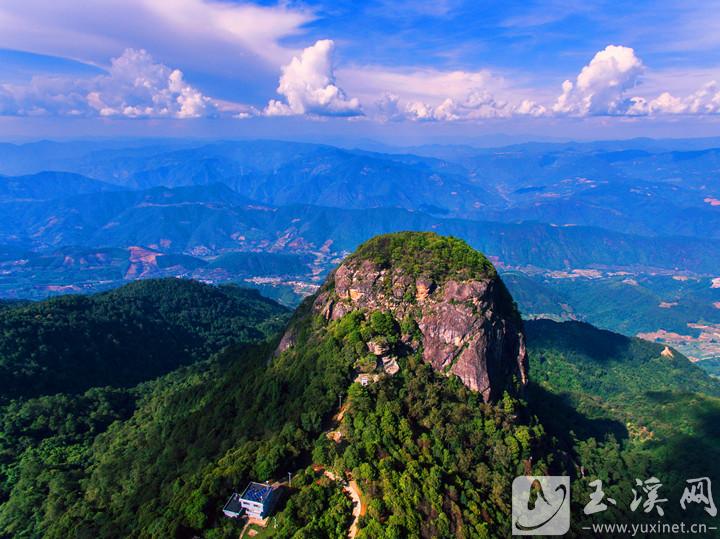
[525,319,634,363]
[526,382,629,444]
[641,390,720,481]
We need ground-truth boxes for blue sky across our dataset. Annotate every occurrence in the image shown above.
[1,0,719,143]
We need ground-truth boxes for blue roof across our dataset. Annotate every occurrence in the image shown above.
[240,482,273,504]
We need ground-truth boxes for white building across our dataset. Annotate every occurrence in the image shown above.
[223,482,277,519]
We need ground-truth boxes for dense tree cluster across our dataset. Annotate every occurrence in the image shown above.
[334,359,543,538]
[0,291,360,537]
[349,232,497,283]
[0,278,288,401]
[270,470,353,539]
[1,277,719,538]
[526,319,720,531]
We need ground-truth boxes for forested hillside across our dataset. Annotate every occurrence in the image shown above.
[1,240,719,538]
[0,279,288,401]
[0,307,355,538]
[4,304,716,537]
[0,279,290,538]
[525,319,720,532]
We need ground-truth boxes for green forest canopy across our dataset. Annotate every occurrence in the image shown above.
[0,269,719,537]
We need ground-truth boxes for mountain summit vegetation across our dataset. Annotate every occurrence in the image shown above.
[0,233,719,538]
[347,232,497,282]
[295,232,526,401]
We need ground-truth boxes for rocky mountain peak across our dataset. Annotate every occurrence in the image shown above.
[279,232,528,402]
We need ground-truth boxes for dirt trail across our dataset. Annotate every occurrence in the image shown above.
[321,469,363,539]
[313,402,363,538]
[333,402,349,423]
[346,479,364,538]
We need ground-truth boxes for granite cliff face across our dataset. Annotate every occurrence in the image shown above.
[278,232,528,402]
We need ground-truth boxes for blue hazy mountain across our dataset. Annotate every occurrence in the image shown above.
[0,171,119,202]
[0,138,719,369]
[1,139,717,239]
[1,182,718,273]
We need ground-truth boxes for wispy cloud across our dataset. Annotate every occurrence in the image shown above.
[0,0,313,75]
[499,0,598,29]
[639,1,720,54]
[2,0,720,126]
[366,0,461,18]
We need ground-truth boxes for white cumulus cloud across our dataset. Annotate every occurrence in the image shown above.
[87,49,214,118]
[265,39,362,117]
[386,90,546,122]
[627,81,720,115]
[404,90,511,122]
[552,44,720,117]
[515,99,547,116]
[0,49,215,118]
[553,45,644,116]
[336,45,720,121]
[0,76,88,117]
[343,66,549,122]
[374,93,405,122]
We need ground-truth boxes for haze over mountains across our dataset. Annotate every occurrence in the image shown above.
[1,138,719,366]
[6,1,720,536]
[4,139,720,234]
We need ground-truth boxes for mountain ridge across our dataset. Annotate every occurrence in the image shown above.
[0,278,289,401]
[283,232,527,400]
[3,186,719,272]
[1,238,719,537]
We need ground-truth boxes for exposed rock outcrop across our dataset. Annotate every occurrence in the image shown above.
[367,339,390,356]
[277,232,528,402]
[318,268,526,400]
[382,356,400,375]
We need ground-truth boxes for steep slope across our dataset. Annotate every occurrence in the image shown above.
[1,233,720,538]
[0,296,357,538]
[524,319,720,535]
[286,232,527,400]
[526,319,720,437]
[0,233,540,538]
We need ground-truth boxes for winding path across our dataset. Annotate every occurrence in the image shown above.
[345,479,364,539]
[321,469,364,539]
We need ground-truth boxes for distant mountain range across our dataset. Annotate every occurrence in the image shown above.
[2,181,718,273]
[0,138,719,367]
[2,139,720,238]
[0,171,119,202]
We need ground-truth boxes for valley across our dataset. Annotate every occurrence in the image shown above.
[1,234,719,538]
[1,138,720,372]
[5,5,720,537]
